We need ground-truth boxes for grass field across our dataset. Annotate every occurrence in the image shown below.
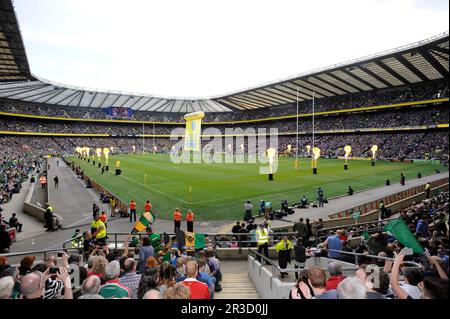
[68,154,447,221]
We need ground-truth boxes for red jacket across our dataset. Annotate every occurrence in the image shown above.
[182,279,210,299]
[326,275,346,290]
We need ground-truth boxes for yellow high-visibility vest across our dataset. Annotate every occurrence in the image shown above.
[256,229,269,245]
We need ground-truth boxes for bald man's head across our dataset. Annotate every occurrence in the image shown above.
[123,258,136,273]
[20,272,43,299]
[185,261,198,278]
[81,276,101,295]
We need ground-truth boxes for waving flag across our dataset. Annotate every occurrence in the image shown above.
[384,218,423,254]
[133,211,156,233]
[175,230,206,250]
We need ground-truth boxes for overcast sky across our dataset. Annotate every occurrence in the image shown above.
[14,0,449,98]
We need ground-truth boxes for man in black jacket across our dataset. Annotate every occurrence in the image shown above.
[294,237,306,280]
[9,213,23,232]
[0,224,11,253]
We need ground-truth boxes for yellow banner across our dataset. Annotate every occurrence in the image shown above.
[184,112,204,151]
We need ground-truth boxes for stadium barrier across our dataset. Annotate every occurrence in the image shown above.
[329,177,448,220]
[325,182,448,228]
[23,158,63,229]
[247,248,422,299]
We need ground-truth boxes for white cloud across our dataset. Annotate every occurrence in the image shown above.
[14,0,449,98]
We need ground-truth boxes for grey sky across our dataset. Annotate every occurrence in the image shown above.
[14,0,449,98]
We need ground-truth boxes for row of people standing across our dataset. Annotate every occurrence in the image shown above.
[173,208,195,232]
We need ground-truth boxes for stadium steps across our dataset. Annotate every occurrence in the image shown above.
[215,273,260,299]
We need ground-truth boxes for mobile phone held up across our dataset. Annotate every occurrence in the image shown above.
[49,267,59,275]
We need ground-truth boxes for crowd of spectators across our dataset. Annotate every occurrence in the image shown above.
[0,139,41,207]
[1,104,447,137]
[0,229,222,299]
[278,132,449,160]
[1,81,447,122]
[286,191,449,299]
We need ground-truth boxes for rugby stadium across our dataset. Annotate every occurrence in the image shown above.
[0,0,448,303]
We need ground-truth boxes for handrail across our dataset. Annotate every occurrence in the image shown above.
[324,249,422,268]
[1,234,83,259]
[317,217,398,235]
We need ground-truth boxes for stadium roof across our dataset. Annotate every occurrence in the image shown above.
[0,0,33,81]
[0,0,448,112]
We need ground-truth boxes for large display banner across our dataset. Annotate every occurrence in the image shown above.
[184,111,205,151]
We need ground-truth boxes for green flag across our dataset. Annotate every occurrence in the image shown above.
[362,231,370,241]
[384,218,423,254]
[194,233,206,250]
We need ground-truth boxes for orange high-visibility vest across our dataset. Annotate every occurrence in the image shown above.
[186,212,194,222]
[40,176,47,184]
[130,201,136,210]
[173,211,182,221]
[144,203,152,212]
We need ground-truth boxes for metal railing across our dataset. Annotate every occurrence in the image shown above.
[72,231,299,252]
[324,249,422,268]
[316,217,398,240]
[0,235,84,262]
[248,247,422,288]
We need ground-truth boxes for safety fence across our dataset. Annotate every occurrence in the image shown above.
[329,177,448,220]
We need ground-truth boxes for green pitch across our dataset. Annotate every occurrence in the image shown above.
[68,154,447,221]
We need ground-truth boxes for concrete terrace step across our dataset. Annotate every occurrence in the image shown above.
[215,272,260,299]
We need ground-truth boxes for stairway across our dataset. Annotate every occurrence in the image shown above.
[215,273,259,299]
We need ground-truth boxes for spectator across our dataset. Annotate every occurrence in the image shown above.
[78,276,104,299]
[297,268,338,299]
[137,237,155,274]
[390,252,449,299]
[337,277,367,299]
[294,238,306,280]
[20,267,72,299]
[8,214,22,233]
[147,227,162,254]
[158,261,176,298]
[1,267,20,299]
[0,225,11,253]
[293,218,307,244]
[119,258,141,299]
[231,221,241,233]
[99,261,131,299]
[68,254,87,288]
[320,231,343,260]
[326,262,346,290]
[290,270,315,299]
[18,256,35,276]
[137,268,159,299]
[88,256,107,281]
[181,261,210,299]
[164,282,191,299]
[0,276,14,299]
